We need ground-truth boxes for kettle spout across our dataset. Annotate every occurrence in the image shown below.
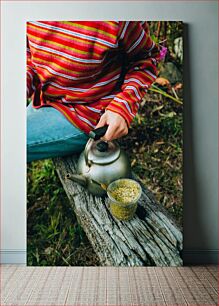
[65,173,87,187]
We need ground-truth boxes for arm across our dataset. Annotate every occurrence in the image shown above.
[97,21,161,141]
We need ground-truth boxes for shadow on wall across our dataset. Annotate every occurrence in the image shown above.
[182,24,213,264]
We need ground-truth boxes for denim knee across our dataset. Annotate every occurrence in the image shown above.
[27,132,88,163]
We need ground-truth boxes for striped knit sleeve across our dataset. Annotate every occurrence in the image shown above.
[26,36,39,99]
[106,21,161,126]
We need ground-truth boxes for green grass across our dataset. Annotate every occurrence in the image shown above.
[27,160,100,266]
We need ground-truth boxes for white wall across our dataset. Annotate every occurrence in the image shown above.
[1,1,218,263]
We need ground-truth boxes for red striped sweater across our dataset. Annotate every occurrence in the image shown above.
[27,21,161,134]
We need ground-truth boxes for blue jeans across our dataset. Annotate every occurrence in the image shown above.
[27,103,89,162]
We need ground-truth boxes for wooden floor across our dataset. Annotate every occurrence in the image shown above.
[1,265,218,305]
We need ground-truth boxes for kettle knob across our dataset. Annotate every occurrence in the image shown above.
[96,141,109,152]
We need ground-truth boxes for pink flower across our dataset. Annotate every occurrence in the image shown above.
[160,46,168,60]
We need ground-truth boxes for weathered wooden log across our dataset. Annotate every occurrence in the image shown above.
[53,155,183,266]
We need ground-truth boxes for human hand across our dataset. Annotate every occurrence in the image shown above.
[95,110,128,141]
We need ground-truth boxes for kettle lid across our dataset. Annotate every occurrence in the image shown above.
[87,140,120,164]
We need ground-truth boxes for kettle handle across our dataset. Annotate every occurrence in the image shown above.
[84,138,93,167]
[85,126,108,166]
[88,125,108,140]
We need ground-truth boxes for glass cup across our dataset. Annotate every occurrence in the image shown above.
[107,178,142,221]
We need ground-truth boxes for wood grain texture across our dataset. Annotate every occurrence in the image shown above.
[53,155,183,266]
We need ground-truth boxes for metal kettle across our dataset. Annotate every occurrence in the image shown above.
[66,126,131,196]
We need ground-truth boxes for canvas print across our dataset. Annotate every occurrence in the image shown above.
[27,21,183,266]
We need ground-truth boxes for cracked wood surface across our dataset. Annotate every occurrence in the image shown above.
[54,155,183,266]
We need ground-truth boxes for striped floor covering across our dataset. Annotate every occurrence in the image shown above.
[1,265,218,305]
